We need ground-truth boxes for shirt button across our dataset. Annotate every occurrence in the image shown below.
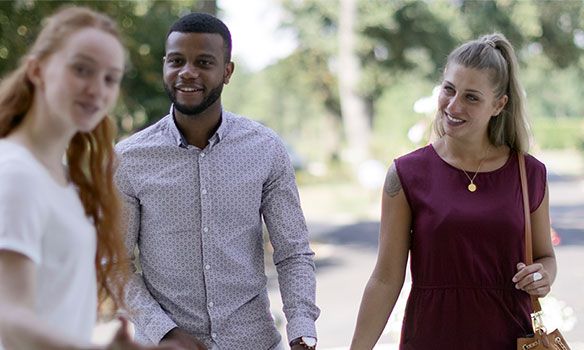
[203,227,209,233]
[208,301,214,307]
[205,264,210,270]
[200,153,206,158]
[211,333,217,339]
[201,189,207,195]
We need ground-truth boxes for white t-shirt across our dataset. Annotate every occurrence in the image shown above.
[0,140,97,347]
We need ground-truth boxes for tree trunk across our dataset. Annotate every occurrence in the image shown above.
[194,0,217,15]
[338,0,371,165]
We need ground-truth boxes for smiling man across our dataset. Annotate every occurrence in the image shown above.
[114,13,319,350]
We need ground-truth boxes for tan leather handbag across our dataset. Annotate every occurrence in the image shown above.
[516,152,571,350]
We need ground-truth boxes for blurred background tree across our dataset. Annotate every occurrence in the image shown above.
[1,0,583,177]
[266,0,584,168]
[0,0,213,135]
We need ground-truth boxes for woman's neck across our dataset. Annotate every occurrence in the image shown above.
[441,136,491,163]
[7,107,73,185]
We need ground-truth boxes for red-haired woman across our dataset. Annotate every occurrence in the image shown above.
[0,6,182,350]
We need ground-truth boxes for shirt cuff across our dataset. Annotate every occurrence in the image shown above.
[144,315,178,344]
[286,316,317,344]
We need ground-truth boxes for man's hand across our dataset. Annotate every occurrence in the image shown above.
[289,337,317,350]
[160,327,207,350]
[291,345,313,350]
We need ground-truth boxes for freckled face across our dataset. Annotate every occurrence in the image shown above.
[437,64,507,141]
[34,27,125,133]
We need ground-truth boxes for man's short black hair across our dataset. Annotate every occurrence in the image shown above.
[167,12,232,63]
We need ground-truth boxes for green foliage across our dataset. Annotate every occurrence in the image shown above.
[3,0,584,165]
[459,0,526,47]
[531,117,584,150]
[357,0,458,105]
[536,0,584,69]
[372,71,436,162]
[281,0,458,118]
[522,54,584,120]
[279,0,342,120]
[275,0,584,166]
[222,55,338,163]
[0,0,200,136]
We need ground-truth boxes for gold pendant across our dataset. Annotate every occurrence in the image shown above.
[468,183,477,192]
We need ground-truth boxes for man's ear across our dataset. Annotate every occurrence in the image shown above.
[223,61,234,85]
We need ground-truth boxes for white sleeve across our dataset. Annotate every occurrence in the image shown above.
[0,162,46,264]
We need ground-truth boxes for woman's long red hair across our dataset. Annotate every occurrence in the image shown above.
[0,6,129,311]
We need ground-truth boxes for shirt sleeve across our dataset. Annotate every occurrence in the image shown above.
[115,150,177,344]
[260,138,320,342]
[0,161,46,264]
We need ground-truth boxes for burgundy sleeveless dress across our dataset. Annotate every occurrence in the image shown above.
[394,145,546,350]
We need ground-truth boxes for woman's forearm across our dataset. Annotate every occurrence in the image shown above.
[350,276,404,350]
[0,305,102,350]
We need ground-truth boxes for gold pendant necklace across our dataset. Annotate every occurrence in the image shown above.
[463,173,478,192]
[461,146,490,193]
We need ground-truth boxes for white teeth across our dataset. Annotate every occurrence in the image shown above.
[446,114,464,123]
[177,87,201,92]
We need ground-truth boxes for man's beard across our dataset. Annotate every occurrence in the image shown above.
[164,83,224,116]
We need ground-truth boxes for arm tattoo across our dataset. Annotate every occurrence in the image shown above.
[383,162,402,197]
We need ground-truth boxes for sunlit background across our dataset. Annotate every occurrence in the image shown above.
[1,0,583,348]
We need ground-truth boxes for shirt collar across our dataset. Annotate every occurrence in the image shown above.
[168,104,229,148]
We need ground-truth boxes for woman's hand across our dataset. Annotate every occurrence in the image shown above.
[512,262,551,298]
[107,317,191,350]
[159,326,207,350]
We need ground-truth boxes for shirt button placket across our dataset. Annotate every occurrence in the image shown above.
[198,150,215,330]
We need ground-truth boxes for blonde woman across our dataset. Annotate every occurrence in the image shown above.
[351,33,556,350]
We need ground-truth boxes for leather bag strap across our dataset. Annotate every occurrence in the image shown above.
[518,151,542,313]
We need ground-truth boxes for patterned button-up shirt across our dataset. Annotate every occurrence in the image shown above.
[114,109,319,350]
